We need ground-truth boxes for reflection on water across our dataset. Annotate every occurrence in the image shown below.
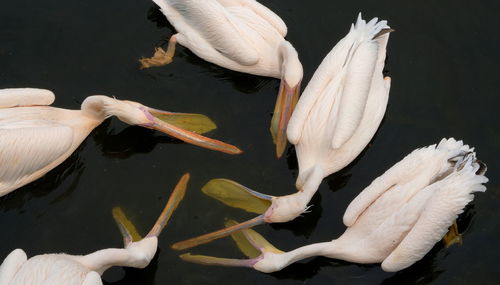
[270,257,338,281]
[92,120,182,159]
[0,147,84,212]
[270,192,322,238]
[144,4,273,94]
[326,171,352,193]
[104,252,160,285]
[147,5,171,29]
[381,247,442,285]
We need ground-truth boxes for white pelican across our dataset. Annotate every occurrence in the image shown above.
[0,173,189,284]
[171,15,392,250]
[179,139,488,272]
[0,88,241,197]
[139,0,303,157]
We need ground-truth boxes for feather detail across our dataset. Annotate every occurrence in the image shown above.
[343,138,473,227]
[158,0,260,65]
[382,159,488,272]
[0,122,73,196]
[0,88,55,109]
[331,15,390,148]
[218,0,287,36]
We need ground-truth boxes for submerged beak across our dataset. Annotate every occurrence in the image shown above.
[113,207,143,246]
[171,179,274,250]
[141,107,242,155]
[180,219,283,268]
[172,215,265,251]
[270,80,301,158]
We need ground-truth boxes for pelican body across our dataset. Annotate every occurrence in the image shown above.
[0,174,189,285]
[141,0,303,157]
[0,88,240,197]
[180,138,488,272]
[287,14,392,195]
[171,15,392,250]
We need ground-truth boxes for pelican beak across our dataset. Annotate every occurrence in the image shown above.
[202,179,273,214]
[270,80,301,158]
[112,207,143,246]
[179,220,283,269]
[141,107,242,155]
[147,173,190,238]
[171,179,274,250]
[112,173,189,245]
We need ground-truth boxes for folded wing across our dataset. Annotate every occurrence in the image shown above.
[0,121,73,196]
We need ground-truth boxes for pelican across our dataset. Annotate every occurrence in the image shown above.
[171,15,391,250]
[179,139,488,272]
[0,88,241,197]
[139,0,303,157]
[0,173,189,284]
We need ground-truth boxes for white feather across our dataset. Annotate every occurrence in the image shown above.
[247,139,488,273]
[0,89,55,109]
[0,249,27,285]
[153,0,296,78]
[382,161,488,271]
[287,15,391,188]
[160,0,260,65]
[0,122,73,196]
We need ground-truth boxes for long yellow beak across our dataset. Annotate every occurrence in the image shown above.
[143,108,243,155]
[179,219,283,268]
[270,80,300,158]
[147,173,190,238]
[112,173,189,245]
[171,215,265,251]
[170,179,275,250]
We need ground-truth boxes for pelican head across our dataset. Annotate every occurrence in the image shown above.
[0,174,191,284]
[81,95,241,154]
[87,173,190,275]
[271,41,303,158]
[178,138,489,273]
[170,172,323,251]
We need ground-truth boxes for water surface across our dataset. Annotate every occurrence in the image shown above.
[1,0,499,284]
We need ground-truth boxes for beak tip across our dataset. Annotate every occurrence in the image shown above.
[224,147,243,155]
[275,135,287,159]
[181,173,191,181]
[171,242,183,251]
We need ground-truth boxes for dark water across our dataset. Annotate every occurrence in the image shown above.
[1,0,499,284]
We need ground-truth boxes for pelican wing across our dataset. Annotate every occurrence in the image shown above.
[0,249,27,285]
[224,6,283,44]
[218,0,287,36]
[156,0,260,66]
[381,163,488,272]
[286,35,352,144]
[343,145,442,227]
[0,121,73,196]
[0,88,55,109]
[287,15,389,145]
[330,16,389,149]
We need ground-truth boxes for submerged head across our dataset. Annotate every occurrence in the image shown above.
[171,179,311,251]
[179,139,489,274]
[279,41,303,89]
[81,95,241,154]
[271,41,303,158]
[113,173,190,244]
[99,174,189,272]
[180,219,288,273]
